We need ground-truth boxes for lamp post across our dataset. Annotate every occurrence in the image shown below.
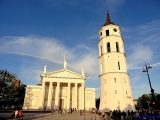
[142,63,156,109]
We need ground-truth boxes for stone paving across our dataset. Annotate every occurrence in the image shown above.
[31,113,102,120]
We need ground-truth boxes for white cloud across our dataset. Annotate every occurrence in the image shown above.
[0,35,99,81]
[151,62,160,67]
[127,45,153,70]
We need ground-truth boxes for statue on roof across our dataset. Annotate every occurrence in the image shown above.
[43,65,47,73]
[82,68,85,76]
[64,55,67,69]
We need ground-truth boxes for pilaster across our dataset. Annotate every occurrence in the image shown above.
[40,81,45,109]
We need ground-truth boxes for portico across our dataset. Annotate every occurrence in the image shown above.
[39,81,85,110]
[22,56,95,110]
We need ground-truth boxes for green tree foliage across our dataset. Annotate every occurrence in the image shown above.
[0,70,26,110]
[136,93,160,110]
[96,97,100,109]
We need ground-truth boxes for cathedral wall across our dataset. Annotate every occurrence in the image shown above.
[85,88,96,110]
[23,85,42,110]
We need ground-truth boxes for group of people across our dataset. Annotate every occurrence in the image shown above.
[68,107,77,114]
[52,107,77,114]
[10,109,22,119]
[99,109,160,120]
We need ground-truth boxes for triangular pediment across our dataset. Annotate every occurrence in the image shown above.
[41,69,86,79]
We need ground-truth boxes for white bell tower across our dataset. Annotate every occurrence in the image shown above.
[98,12,135,112]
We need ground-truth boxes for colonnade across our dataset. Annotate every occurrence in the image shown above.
[39,81,84,110]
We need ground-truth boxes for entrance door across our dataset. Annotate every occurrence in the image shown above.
[59,99,64,110]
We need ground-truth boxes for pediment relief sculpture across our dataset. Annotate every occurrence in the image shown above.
[41,69,86,79]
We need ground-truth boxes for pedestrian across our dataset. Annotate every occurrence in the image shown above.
[10,110,15,119]
[102,110,105,119]
[15,109,18,119]
[18,110,22,119]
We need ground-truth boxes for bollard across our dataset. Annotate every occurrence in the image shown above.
[84,114,85,120]
[95,115,96,120]
[42,115,43,120]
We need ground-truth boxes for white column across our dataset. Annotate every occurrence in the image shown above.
[75,83,77,109]
[93,90,96,108]
[78,85,81,110]
[54,82,60,109]
[40,81,45,109]
[81,83,84,110]
[67,83,70,109]
[47,82,53,109]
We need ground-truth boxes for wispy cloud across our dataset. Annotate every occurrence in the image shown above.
[151,62,160,67]
[0,35,99,81]
[87,35,98,40]
[127,45,153,70]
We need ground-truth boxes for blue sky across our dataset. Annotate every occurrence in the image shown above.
[0,0,160,99]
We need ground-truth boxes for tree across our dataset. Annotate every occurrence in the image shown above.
[96,97,100,109]
[0,70,26,110]
[136,93,160,110]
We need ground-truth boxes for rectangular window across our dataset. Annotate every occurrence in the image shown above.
[106,30,109,36]
[101,46,102,55]
[104,79,106,84]
[126,90,128,95]
[114,78,116,83]
[115,90,117,94]
[124,78,126,83]
[100,32,102,36]
[118,62,120,70]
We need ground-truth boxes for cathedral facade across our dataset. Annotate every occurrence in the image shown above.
[23,57,96,110]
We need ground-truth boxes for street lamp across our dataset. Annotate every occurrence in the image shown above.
[142,62,156,109]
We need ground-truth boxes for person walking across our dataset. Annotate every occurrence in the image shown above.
[18,110,22,119]
[14,109,18,119]
[102,110,105,119]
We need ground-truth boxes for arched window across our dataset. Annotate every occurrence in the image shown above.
[126,90,128,95]
[118,62,120,70]
[114,78,116,83]
[107,42,111,53]
[116,42,120,52]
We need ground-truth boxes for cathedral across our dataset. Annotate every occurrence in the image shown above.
[23,56,96,110]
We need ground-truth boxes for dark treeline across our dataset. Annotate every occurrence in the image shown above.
[0,70,26,110]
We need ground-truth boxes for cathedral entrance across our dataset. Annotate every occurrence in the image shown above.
[59,99,64,110]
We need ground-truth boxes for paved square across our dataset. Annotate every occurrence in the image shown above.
[31,113,102,120]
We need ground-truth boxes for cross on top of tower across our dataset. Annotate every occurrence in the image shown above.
[106,7,109,13]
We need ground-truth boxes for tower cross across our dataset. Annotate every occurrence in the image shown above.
[105,7,110,13]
